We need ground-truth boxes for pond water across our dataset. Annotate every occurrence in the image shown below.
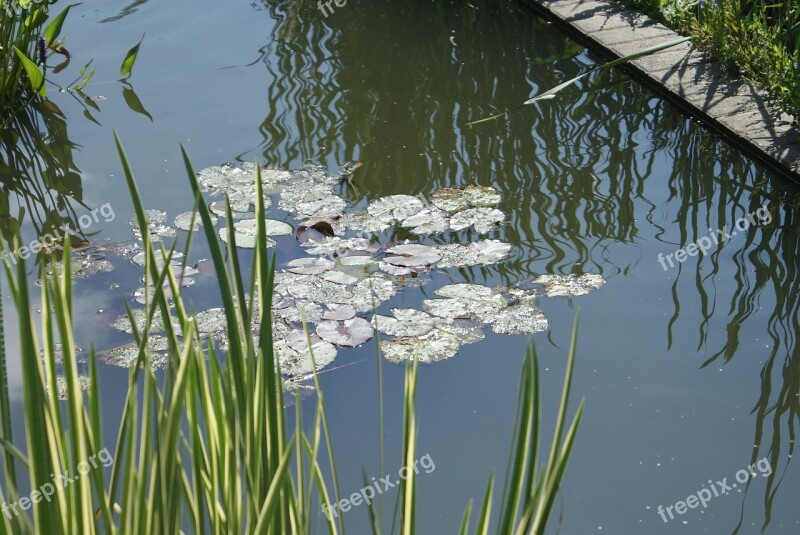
[2,0,800,533]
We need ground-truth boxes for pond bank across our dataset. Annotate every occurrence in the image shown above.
[520,0,800,182]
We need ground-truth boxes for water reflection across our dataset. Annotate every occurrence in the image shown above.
[241,1,799,531]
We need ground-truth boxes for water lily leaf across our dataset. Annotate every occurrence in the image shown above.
[334,209,393,234]
[320,270,359,285]
[338,255,376,267]
[434,283,495,300]
[279,182,334,213]
[275,338,337,376]
[218,219,290,248]
[287,257,335,275]
[174,211,218,231]
[130,209,177,240]
[316,317,373,347]
[351,277,398,312]
[285,330,325,353]
[449,207,505,233]
[380,329,460,364]
[321,303,357,321]
[433,317,485,344]
[273,301,323,323]
[209,199,258,218]
[431,185,502,212]
[297,220,335,242]
[401,208,449,234]
[470,240,512,264]
[285,275,354,304]
[131,249,183,268]
[302,237,378,256]
[490,303,549,335]
[368,195,424,222]
[533,273,606,297]
[424,284,506,321]
[372,308,435,337]
[112,307,180,335]
[53,375,91,401]
[378,261,412,276]
[191,308,227,334]
[384,244,442,267]
[432,244,479,268]
[295,196,346,219]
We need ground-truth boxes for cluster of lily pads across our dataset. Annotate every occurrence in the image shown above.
[46,162,605,394]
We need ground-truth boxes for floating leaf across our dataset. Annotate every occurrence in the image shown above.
[334,209,393,234]
[120,34,143,78]
[174,211,217,231]
[275,338,336,376]
[449,207,504,233]
[287,257,335,275]
[378,261,412,276]
[321,303,357,321]
[316,317,373,347]
[431,185,501,212]
[130,249,182,268]
[351,277,398,312]
[401,208,449,234]
[380,329,460,364]
[383,244,442,267]
[284,274,354,303]
[130,209,176,240]
[368,195,424,222]
[470,239,512,264]
[490,303,548,335]
[53,375,91,401]
[372,308,435,337]
[533,273,606,297]
[218,219,291,248]
[302,237,378,256]
[295,196,346,219]
[433,317,485,344]
[320,270,359,285]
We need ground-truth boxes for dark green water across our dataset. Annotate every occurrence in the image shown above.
[2,0,800,532]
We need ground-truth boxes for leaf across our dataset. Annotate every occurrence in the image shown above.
[316,317,373,347]
[467,36,691,125]
[120,34,143,79]
[13,47,46,97]
[122,85,153,121]
[43,4,72,46]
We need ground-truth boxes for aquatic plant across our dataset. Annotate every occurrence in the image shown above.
[0,134,585,533]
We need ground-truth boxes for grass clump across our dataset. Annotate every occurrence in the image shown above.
[0,132,584,533]
[615,0,800,119]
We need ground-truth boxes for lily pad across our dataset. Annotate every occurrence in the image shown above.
[218,219,291,248]
[470,240,512,264]
[321,303,357,321]
[368,195,424,222]
[131,250,183,268]
[130,209,176,241]
[334,209,393,234]
[350,277,398,312]
[449,208,504,234]
[372,308,435,337]
[533,273,606,297]
[320,270,359,285]
[401,208,450,234]
[316,317,373,347]
[380,329,460,364]
[53,375,92,401]
[433,317,485,344]
[490,303,549,335]
[275,338,337,376]
[431,185,502,211]
[432,244,480,269]
[287,257,335,275]
[173,212,218,232]
[384,244,442,267]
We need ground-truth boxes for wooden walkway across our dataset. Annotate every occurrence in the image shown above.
[523,0,800,181]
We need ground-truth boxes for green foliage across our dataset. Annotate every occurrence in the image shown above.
[619,0,800,119]
[0,135,585,533]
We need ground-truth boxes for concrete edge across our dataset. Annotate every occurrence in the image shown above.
[521,0,800,182]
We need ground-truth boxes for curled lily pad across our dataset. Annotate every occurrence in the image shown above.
[321,303,357,321]
[490,303,548,335]
[449,208,504,234]
[533,273,605,297]
[401,208,449,234]
[316,317,373,347]
[274,338,336,376]
[380,329,460,364]
[378,261,412,276]
[287,257,335,275]
[368,195,424,222]
[372,308,435,337]
[174,212,218,231]
[384,244,442,267]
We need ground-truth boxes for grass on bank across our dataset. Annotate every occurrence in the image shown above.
[0,133,584,533]
[619,0,800,120]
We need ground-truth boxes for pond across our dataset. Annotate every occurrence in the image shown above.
[2,0,799,533]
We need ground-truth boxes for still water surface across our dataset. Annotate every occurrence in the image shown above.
[3,0,800,532]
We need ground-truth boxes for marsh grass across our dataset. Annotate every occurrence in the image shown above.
[0,132,584,533]
[618,0,800,119]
